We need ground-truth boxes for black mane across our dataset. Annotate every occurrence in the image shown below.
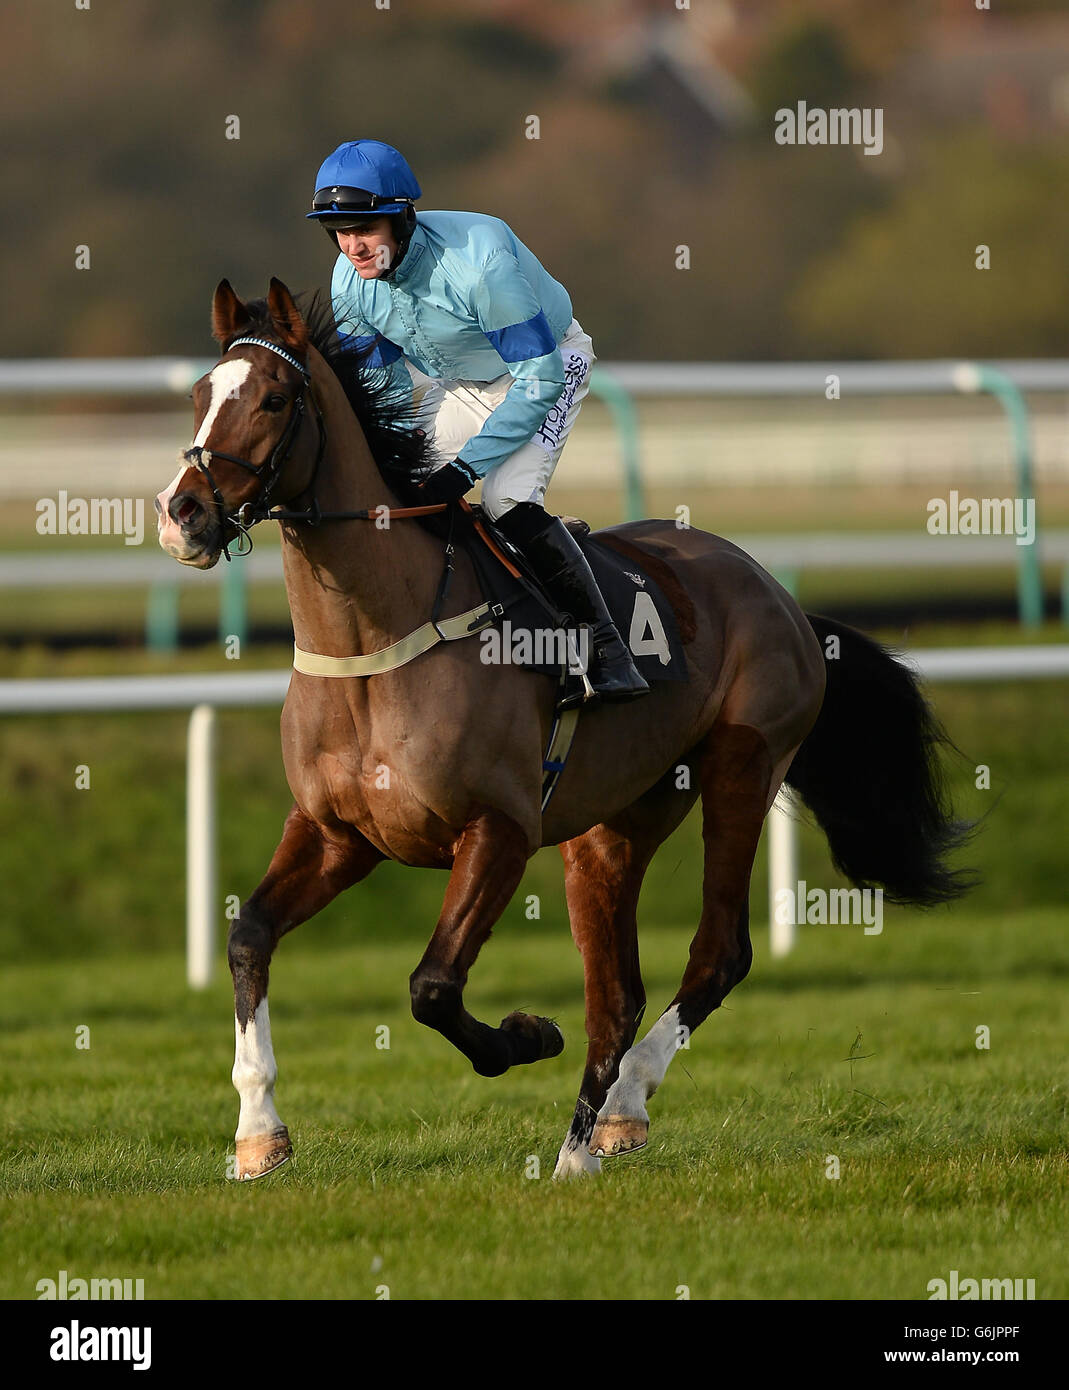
[232,291,433,485]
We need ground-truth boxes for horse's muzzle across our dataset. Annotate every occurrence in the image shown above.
[156,489,223,568]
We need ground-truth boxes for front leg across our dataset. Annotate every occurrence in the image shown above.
[228,804,383,1178]
[409,807,564,1077]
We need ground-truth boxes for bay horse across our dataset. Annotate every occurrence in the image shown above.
[156,279,973,1180]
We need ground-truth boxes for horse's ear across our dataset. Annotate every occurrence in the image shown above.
[212,279,252,344]
[267,277,308,355]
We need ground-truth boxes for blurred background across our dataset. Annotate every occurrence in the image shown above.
[2,0,1068,963]
[7,0,1069,360]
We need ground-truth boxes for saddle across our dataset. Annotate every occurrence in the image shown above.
[446,504,689,697]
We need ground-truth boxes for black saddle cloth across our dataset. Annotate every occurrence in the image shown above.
[453,506,688,683]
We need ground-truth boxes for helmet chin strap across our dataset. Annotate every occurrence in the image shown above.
[378,233,412,281]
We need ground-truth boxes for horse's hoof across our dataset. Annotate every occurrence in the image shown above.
[589,1115,648,1158]
[552,1142,602,1180]
[500,1011,565,1061]
[235,1126,292,1180]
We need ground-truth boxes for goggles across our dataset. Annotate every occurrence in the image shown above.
[310,185,415,214]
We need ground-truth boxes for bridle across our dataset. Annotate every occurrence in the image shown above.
[177,333,521,586]
[181,336,327,561]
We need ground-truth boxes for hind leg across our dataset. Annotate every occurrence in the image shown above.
[591,722,772,1158]
[554,768,700,1178]
[409,807,564,1076]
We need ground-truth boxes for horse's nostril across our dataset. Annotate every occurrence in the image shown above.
[171,493,203,527]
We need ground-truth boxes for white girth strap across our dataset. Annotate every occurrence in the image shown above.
[292,602,498,677]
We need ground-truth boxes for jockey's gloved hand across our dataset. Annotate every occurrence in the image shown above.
[415,459,477,505]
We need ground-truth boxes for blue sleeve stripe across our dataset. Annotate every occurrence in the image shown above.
[339,331,403,368]
[483,310,556,363]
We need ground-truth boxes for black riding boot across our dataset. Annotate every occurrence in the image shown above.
[495,503,649,704]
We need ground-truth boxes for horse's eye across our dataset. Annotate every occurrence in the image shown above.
[264,393,287,412]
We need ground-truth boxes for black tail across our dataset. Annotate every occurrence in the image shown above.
[784,615,978,907]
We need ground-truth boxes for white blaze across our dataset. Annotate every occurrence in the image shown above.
[156,357,253,541]
[192,358,253,449]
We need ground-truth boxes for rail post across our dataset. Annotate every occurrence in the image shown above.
[186,703,217,988]
[589,367,645,521]
[219,562,247,651]
[768,792,798,958]
[952,363,1042,628]
[146,581,179,653]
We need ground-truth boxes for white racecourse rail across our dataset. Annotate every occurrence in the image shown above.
[2,649,1068,982]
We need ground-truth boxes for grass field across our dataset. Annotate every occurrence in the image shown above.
[1,908,1065,1301]
[1,667,1066,1300]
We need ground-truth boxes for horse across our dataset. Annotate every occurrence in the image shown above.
[156,278,974,1180]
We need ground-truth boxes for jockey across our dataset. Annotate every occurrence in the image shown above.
[308,138,648,705]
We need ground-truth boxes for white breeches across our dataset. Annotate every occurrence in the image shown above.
[409,319,595,520]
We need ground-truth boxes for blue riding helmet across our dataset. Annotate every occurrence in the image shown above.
[307,140,421,221]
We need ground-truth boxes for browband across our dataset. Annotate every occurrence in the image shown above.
[228,336,310,380]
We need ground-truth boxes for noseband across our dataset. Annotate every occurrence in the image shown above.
[181,336,326,560]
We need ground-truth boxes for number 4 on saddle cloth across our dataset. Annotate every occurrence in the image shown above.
[460,506,689,706]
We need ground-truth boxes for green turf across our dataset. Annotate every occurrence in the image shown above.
[0,911,1064,1300]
